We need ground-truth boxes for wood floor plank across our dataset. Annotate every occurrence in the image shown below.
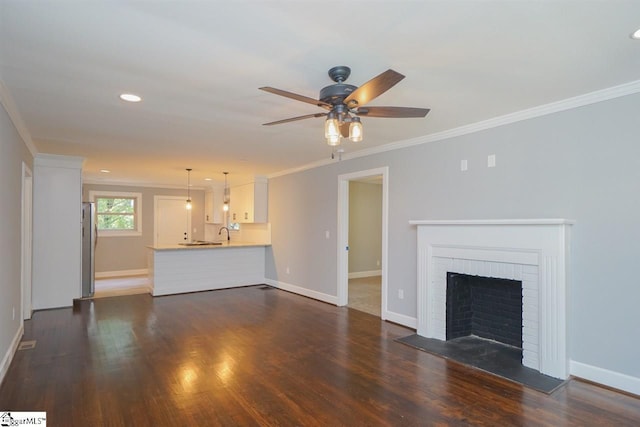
[0,286,639,426]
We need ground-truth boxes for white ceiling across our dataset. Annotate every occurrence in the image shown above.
[2,1,639,188]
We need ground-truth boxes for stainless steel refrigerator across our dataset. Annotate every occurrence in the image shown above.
[81,202,96,298]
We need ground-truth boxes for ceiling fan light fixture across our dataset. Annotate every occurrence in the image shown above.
[349,117,363,142]
[324,113,340,139]
[327,134,341,146]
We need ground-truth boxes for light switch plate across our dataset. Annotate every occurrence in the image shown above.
[488,154,496,168]
[461,159,468,171]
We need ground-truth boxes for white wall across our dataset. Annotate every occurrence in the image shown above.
[266,92,640,391]
[0,100,33,383]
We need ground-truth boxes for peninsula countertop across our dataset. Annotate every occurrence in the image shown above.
[147,241,271,251]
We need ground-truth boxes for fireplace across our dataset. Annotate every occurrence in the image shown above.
[409,219,574,379]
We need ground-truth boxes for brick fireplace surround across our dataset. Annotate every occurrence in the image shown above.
[409,219,574,379]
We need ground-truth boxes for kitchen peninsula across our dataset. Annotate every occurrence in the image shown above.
[147,242,270,296]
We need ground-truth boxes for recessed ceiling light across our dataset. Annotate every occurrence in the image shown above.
[119,93,142,102]
[100,169,111,173]
[631,28,640,40]
[204,178,213,181]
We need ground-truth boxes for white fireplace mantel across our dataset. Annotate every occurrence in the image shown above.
[409,219,574,379]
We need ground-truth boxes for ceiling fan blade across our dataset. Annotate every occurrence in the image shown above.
[355,106,430,118]
[343,69,405,108]
[259,87,332,109]
[262,112,327,126]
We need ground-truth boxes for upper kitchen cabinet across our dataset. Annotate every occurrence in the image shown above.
[230,178,268,223]
[204,187,224,224]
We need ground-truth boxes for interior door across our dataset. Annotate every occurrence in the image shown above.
[155,196,191,245]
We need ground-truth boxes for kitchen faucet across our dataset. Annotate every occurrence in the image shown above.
[218,226,230,242]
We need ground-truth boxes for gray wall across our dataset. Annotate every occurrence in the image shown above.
[266,92,640,379]
[83,184,205,273]
[348,181,382,274]
[0,101,33,375]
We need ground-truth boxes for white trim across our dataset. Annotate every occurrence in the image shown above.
[0,324,23,387]
[337,167,389,323]
[268,80,640,180]
[21,163,33,322]
[264,278,338,305]
[95,269,148,279]
[570,360,640,397]
[384,311,417,330]
[83,179,208,191]
[348,270,382,279]
[0,79,38,156]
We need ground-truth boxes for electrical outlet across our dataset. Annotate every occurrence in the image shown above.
[286,267,290,275]
[376,260,380,267]
[461,159,468,171]
[488,154,496,168]
[325,230,330,239]
[398,290,404,299]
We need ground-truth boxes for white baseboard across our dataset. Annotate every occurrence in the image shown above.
[348,270,382,279]
[264,278,338,305]
[95,268,148,279]
[383,310,417,329]
[570,360,640,397]
[0,323,23,387]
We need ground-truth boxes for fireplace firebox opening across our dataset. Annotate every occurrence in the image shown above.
[446,273,523,349]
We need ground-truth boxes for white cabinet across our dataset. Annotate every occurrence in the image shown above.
[204,188,224,224]
[230,179,267,223]
[204,190,213,223]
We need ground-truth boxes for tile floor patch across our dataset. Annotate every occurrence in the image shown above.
[18,340,36,350]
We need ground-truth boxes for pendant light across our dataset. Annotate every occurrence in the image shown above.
[223,172,230,212]
[185,168,192,210]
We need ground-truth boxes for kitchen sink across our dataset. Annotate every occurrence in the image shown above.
[178,241,223,246]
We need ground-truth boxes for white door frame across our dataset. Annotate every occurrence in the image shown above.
[21,162,33,321]
[337,166,389,320]
[154,195,192,246]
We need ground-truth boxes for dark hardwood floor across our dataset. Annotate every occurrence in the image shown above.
[1,286,639,426]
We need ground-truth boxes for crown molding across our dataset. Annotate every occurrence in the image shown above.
[270,79,640,179]
[82,178,208,191]
[0,79,38,156]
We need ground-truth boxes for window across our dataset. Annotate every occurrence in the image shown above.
[90,191,142,236]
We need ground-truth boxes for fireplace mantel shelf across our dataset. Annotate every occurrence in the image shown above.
[409,218,575,226]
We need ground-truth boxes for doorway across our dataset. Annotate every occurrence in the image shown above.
[154,195,192,246]
[337,167,388,319]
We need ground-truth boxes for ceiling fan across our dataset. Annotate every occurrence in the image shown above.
[260,66,430,146]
